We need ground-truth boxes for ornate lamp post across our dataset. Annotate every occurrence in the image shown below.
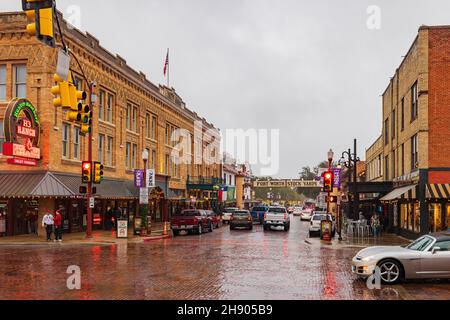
[141,149,149,236]
[339,139,361,221]
[326,149,334,220]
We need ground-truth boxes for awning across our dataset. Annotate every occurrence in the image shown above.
[0,172,74,198]
[380,185,418,202]
[426,184,450,199]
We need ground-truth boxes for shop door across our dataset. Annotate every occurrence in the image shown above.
[70,202,83,233]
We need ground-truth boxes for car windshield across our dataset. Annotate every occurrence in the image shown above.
[252,207,267,211]
[224,208,238,213]
[176,210,199,216]
[269,207,286,213]
[313,215,327,221]
[406,236,435,251]
[234,211,249,216]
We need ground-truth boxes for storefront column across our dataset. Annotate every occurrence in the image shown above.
[419,171,428,235]
[38,198,54,237]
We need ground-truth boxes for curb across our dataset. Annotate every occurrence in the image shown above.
[142,234,172,242]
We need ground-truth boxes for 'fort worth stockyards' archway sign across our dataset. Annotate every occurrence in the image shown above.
[2,98,41,166]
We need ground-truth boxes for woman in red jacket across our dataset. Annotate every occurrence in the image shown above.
[54,210,63,242]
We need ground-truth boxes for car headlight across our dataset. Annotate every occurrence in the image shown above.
[361,256,374,262]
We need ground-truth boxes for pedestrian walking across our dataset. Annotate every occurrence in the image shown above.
[42,210,54,241]
[112,207,122,229]
[371,213,381,237]
[105,207,113,231]
[54,210,63,242]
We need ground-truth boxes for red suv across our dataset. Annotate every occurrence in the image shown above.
[171,209,213,236]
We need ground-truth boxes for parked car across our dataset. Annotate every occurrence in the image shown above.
[171,209,213,236]
[250,205,269,223]
[300,208,313,221]
[309,212,335,238]
[263,206,290,232]
[293,206,303,216]
[287,207,294,214]
[352,232,450,284]
[222,207,239,224]
[206,210,222,229]
[230,210,253,230]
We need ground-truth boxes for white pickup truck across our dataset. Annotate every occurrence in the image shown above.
[263,206,290,232]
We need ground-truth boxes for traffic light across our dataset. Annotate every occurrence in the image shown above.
[80,104,93,135]
[322,170,334,193]
[82,161,92,183]
[23,0,55,48]
[65,72,87,123]
[326,195,338,203]
[51,74,71,108]
[93,162,104,184]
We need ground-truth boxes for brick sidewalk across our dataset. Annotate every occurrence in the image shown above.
[305,232,411,249]
[0,222,172,246]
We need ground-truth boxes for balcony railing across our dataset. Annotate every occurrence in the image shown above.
[187,176,224,186]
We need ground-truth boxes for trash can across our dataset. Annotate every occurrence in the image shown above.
[117,219,128,238]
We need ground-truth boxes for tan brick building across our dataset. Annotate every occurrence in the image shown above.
[365,136,383,182]
[367,25,450,237]
[0,12,221,237]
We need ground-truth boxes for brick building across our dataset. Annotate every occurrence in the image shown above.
[367,25,450,238]
[0,12,221,237]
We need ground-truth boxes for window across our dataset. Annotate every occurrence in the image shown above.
[401,98,405,131]
[145,114,150,138]
[125,143,131,169]
[385,155,389,180]
[73,127,80,160]
[391,110,395,140]
[151,150,156,170]
[132,144,137,169]
[98,90,105,121]
[0,120,4,154]
[14,64,26,98]
[0,65,6,101]
[106,93,113,123]
[384,118,389,145]
[132,106,137,132]
[165,124,170,145]
[126,104,131,130]
[98,134,104,164]
[107,136,113,166]
[401,144,405,175]
[411,134,418,170]
[151,115,157,140]
[411,82,418,121]
[62,123,70,158]
[165,154,170,175]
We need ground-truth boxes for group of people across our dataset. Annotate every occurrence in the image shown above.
[42,209,63,242]
[359,211,382,237]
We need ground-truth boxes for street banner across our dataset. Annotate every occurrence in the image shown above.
[134,170,144,188]
[56,49,70,81]
[139,187,149,205]
[333,168,342,189]
[146,169,155,188]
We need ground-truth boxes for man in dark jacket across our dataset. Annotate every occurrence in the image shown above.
[54,210,63,242]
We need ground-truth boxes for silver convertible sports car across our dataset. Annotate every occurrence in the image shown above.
[352,232,450,284]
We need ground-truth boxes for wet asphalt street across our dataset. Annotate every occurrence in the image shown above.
[0,218,449,300]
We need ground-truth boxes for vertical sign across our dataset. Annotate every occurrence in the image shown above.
[146,169,155,188]
[333,168,342,190]
[134,169,143,188]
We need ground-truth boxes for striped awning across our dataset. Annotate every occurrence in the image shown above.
[426,184,450,199]
[380,185,418,202]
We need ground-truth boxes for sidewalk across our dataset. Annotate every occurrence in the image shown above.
[0,222,172,246]
[305,232,412,249]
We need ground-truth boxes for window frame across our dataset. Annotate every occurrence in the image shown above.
[13,64,27,98]
[98,134,105,164]
[98,90,105,121]
[411,134,418,170]
[106,136,113,167]
[125,142,131,169]
[106,93,113,123]
[0,65,6,101]
[411,82,419,121]
[73,126,80,160]
[62,123,70,159]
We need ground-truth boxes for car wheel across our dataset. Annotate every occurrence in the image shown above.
[209,222,214,232]
[197,224,203,235]
[249,225,253,231]
[378,259,403,285]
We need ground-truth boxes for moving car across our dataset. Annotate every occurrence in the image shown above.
[293,206,303,216]
[263,206,290,232]
[230,210,253,230]
[309,212,335,238]
[250,205,269,223]
[222,207,239,224]
[206,210,222,229]
[300,208,313,221]
[352,232,450,284]
[171,209,214,236]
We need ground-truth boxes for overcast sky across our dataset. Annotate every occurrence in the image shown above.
[3,0,450,177]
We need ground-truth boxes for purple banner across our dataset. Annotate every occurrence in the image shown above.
[134,169,144,188]
[333,168,341,190]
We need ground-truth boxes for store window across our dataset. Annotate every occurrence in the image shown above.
[0,65,6,101]
[446,205,450,230]
[62,123,70,158]
[14,64,26,98]
[429,203,442,233]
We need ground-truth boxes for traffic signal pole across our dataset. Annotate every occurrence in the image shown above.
[86,82,93,239]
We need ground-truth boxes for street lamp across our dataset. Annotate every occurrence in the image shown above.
[141,149,149,236]
[327,149,334,168]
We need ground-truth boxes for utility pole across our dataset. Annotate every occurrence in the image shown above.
[86,82,94,239]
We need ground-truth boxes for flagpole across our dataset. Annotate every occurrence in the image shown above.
[167,48,170,88]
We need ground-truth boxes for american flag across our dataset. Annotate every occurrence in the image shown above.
[163,49,169,77]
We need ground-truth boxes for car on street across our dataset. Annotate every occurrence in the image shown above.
[263,206,290,231]
[300,208,313,221]
[171,209,214,236]
[293,206,303,216]
[230,210,253,230]
[222,207,239,224]
[309,212,335,238]
[352,232,450,284]
[286,206,294,214]
[206,210,222,229]
[250,205,269,223]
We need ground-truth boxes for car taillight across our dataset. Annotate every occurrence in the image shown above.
[248,217,252,221]
[264,213,267,219]
[284,213,287,220]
